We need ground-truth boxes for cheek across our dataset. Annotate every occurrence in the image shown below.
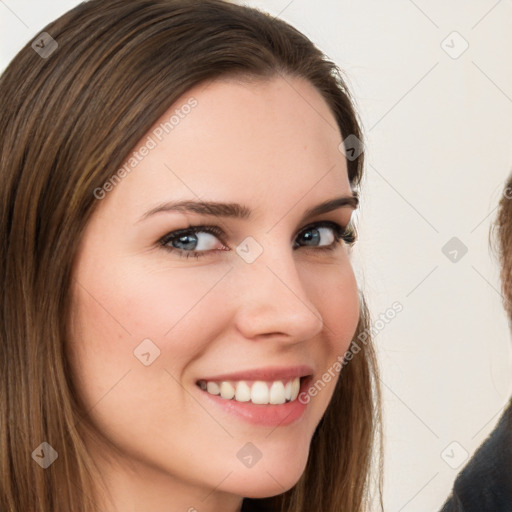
[66,262,233,396]
[71,259,232,343]
[66,262,234,459]
[307,260,360,354]
[336,265,360,345]
[299,261,360,407]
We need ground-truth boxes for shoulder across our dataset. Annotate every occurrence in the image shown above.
[439,397,512,512]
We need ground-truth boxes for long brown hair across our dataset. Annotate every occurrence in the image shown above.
[0,1,383,510]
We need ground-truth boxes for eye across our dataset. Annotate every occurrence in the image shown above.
[159,225,226,259]
[294,221,356,251]
[158,221,356,259]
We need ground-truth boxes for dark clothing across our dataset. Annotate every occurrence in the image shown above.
[440,397,512,511]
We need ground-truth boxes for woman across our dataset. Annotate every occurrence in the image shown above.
[0,1,382,511]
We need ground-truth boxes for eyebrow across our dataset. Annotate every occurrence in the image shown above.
[139,194,359,224]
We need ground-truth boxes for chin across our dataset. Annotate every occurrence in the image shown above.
[229,454,308,499]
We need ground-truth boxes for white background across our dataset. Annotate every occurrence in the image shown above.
[2,1,512,510]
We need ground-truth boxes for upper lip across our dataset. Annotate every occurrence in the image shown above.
[198,365,314,383]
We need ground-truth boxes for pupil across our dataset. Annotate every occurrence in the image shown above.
[303,229,319,245]
[176,234,197,250]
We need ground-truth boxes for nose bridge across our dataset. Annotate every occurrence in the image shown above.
[232,236,324,341]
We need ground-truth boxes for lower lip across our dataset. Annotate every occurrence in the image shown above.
[197,377,312,427]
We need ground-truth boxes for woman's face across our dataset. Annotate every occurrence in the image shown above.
[68,75,360,511]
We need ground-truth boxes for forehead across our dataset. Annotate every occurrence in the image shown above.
[100,75,351,217]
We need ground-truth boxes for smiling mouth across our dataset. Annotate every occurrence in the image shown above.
[196,376,312,405]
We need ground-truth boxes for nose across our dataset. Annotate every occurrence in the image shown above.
[231,243,325,344]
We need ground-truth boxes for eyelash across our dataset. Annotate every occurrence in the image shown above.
[158,221,357,260]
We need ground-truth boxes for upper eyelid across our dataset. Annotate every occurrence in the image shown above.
[174,219,348,235]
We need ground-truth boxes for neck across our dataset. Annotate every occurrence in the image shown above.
[90,448,244,512]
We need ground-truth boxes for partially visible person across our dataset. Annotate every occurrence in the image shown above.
[440,175,512,511]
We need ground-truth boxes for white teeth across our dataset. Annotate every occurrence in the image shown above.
[206,381,220,395]
[269,381,286,404]
[251,381,269,404]
[291,378,300,401]
[220,382,235,399]
[199,377,303,405]
[235,381,251,402]
[284,381,292,401]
